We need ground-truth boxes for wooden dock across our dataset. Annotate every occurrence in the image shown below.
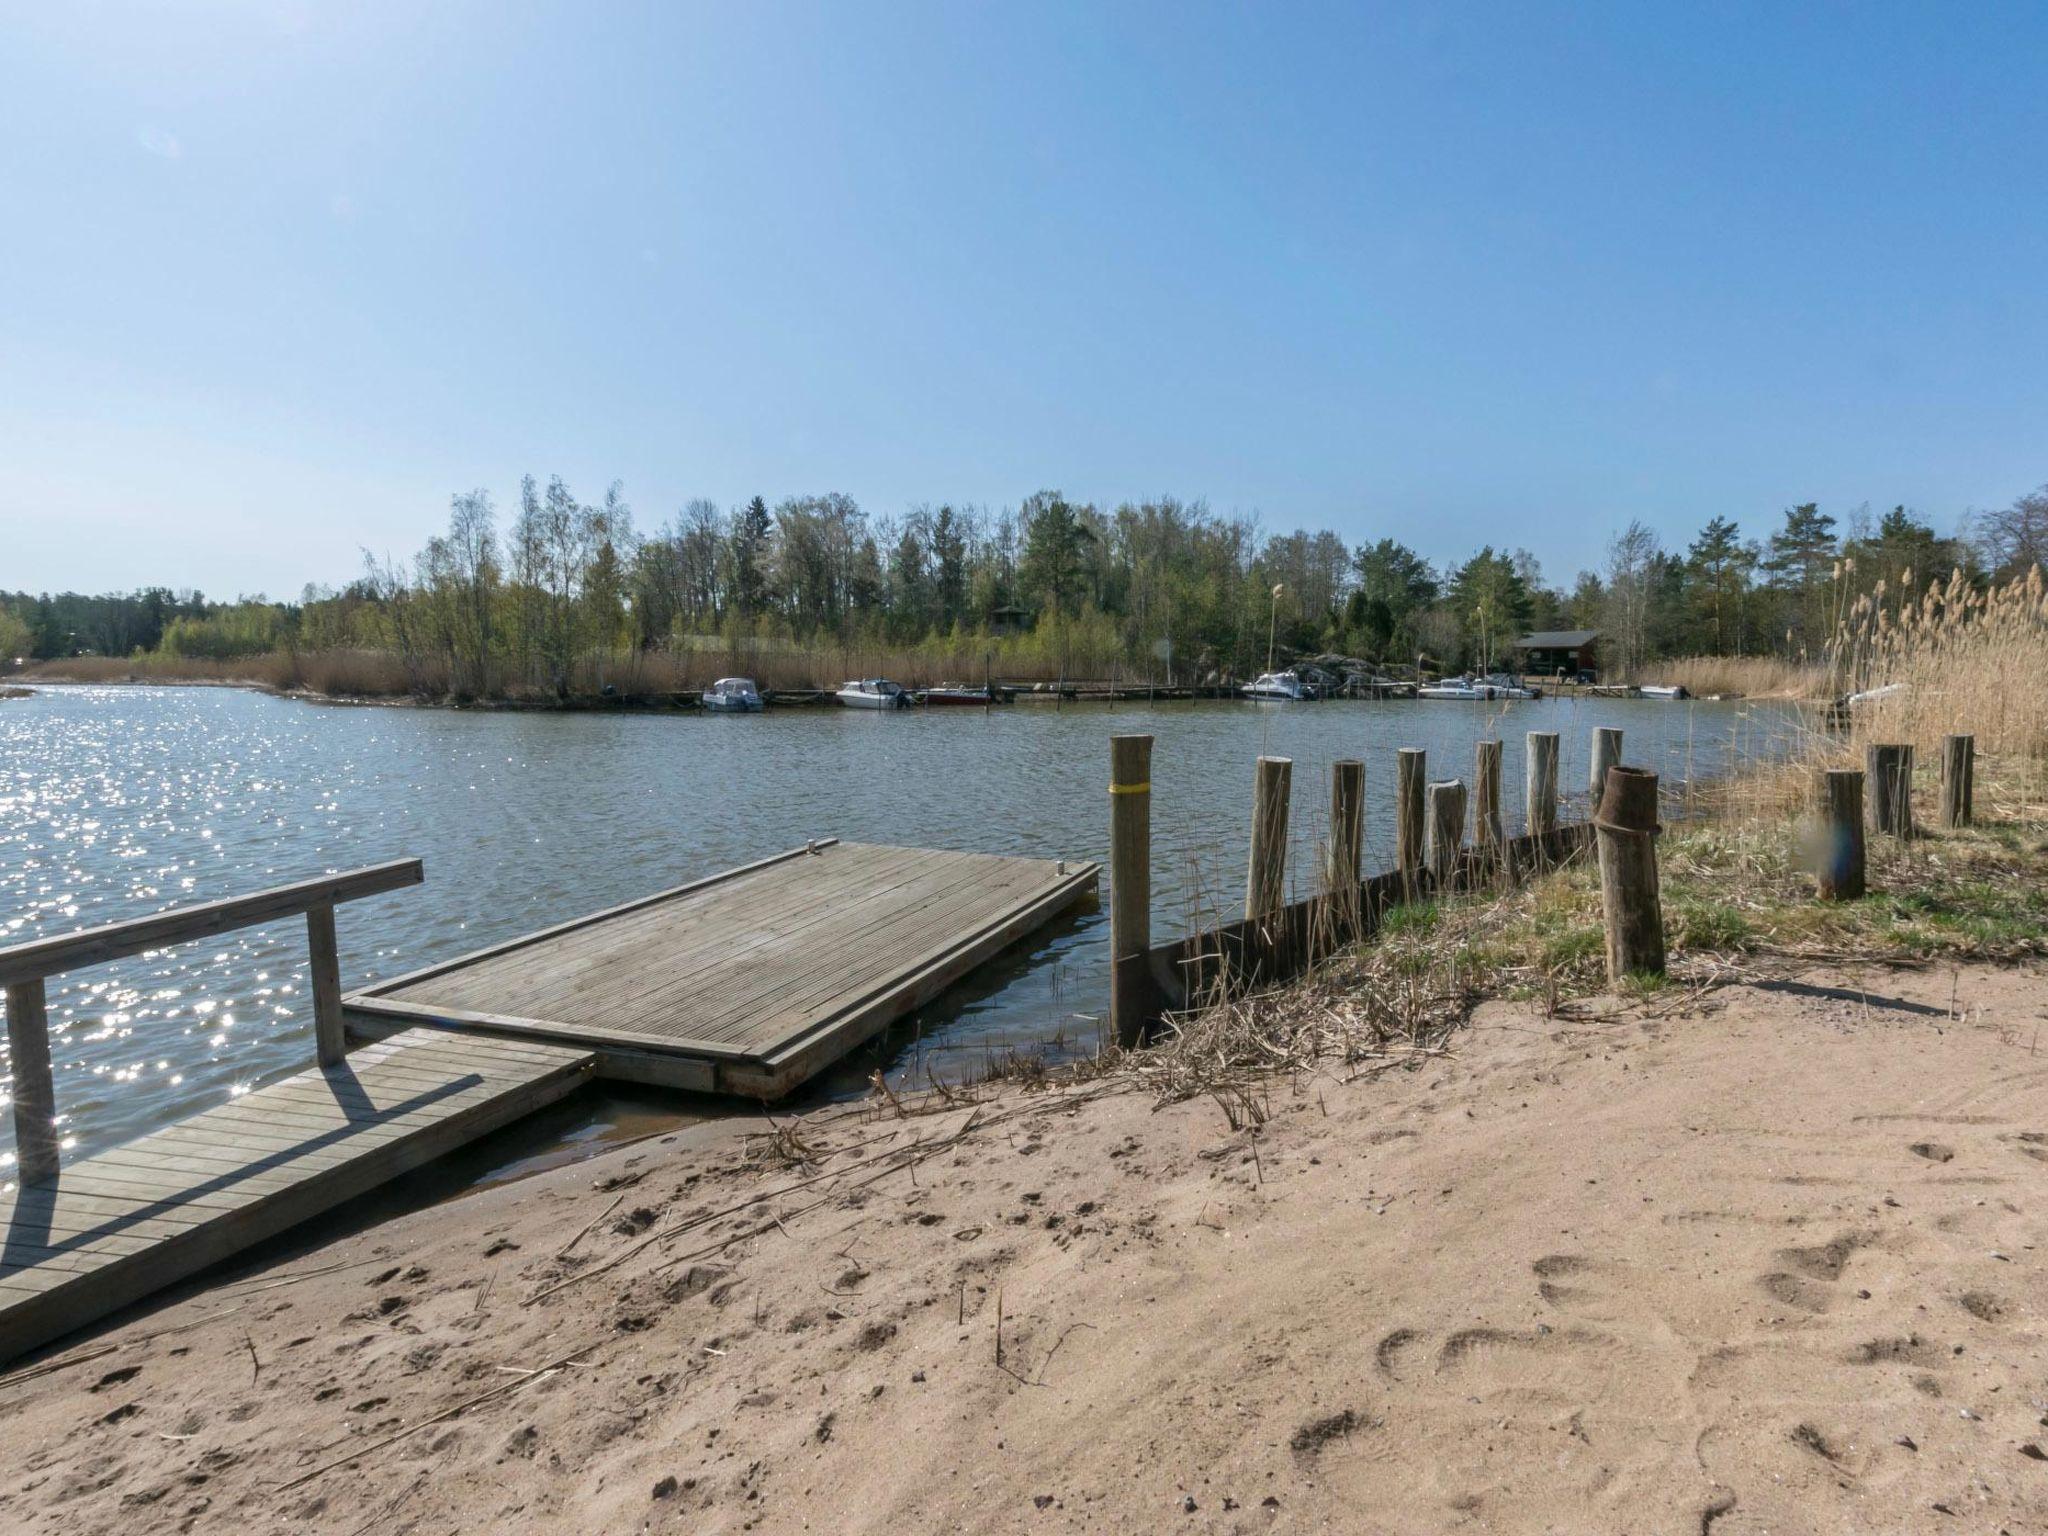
[343,841,1099,1097]
[0,1028,594,1363]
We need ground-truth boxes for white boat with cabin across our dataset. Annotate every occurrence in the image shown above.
[1417,673,1539,701]
[702,677,764,713]
[836,678,909,709]
[1241,671,1312,701]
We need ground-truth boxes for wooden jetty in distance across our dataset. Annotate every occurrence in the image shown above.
[344,841,1097,1097]
[0,839,1093,1362]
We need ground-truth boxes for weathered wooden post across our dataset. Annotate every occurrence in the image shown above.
[1866,743,1915,840]
[1108,734,1153,1049]
[1816,768,1866,900]
[1594,765,1665,980]
[1940,734,1975,829]
[4,980,58,1185]
[1590,727,1622,807]
[1425,780,1467,887]
[307,902,347,1067]
[1245,755,1292,921]
[1326,759,1365,935]
[1395,748,1426,893]
[1526,731,1559,839]
[1474,740,1504,850]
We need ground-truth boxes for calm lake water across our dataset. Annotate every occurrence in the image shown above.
[0,683,1796,1179]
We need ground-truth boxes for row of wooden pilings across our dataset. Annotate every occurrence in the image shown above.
[1816,734,1976,898]
[1108,727,1663,1049]
[1107,729,1980,1049]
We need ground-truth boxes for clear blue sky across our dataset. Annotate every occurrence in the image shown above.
[4,2,2045,598]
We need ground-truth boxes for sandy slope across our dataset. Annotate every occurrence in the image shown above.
[3,962,2046,1535]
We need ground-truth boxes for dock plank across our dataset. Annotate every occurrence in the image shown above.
[351,842,1097,1094]
[0,1029,595,1363]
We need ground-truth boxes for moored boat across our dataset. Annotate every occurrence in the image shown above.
[1240,670,1312,701]
[916,685,995,706]
[836,678,909,709]
[701,677,764,712]
[1417,674,1538,701]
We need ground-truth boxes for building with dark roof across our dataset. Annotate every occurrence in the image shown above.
[1513,629,1600,679]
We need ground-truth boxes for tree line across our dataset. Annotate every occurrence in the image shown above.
[7,479,2043,692]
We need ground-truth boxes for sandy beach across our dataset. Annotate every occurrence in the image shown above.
[3,959,2045,1535]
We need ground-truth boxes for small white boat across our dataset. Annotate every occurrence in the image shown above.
[1638,684,1691,701]
[702,677,764,713]
[1417,674,1538,701]
[837,678,909,709]
[1241,671,1312,701]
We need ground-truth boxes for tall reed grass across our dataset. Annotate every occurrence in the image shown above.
[1656,654,1827,699]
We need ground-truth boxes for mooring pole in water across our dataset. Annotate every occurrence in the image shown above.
[1526,731,1560,839]
[1474,740,1503,851]
[1590,727,1623,810]
[1108,735,1153,1050]
[1425,780,1467,887]
[1245,755,1292,921]
[1595,765,1666,981]
[1327,759,1364,933]
[1866,743,1915,840]
[1395,748,1426,896]
[4,980,57,1185]
[1817,767,1866,901]
[1940,734,1975,829]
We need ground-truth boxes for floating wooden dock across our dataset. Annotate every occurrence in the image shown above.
[0,840,1089,1362]
[0,1028,595,1363]
[342,841,1099,1097]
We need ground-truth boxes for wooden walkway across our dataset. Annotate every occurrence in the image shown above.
[344,841,1098,1096]
[0,1029,595,1363]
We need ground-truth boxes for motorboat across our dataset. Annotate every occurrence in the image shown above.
[1417,674,1538,701]
[1638,684,1691,701]
[915,685,995,706]
[836,678,910,709]
[1240,670,1312,701]
[701,677,764,712]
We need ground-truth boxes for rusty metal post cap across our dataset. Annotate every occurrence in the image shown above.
[1594,764,1661,835]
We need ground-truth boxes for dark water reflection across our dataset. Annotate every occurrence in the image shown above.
[0,684,1797,1180]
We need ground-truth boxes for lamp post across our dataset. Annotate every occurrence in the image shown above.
[1266,583,1283,675]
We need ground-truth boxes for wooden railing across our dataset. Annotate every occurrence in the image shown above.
[1,859,423,1185]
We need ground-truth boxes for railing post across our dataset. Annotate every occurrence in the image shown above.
[1245,755,1292,921]
[1940,734,1975,829]
[5,980,58,1185]
[1109,735,1153,1050]
[1594,765,1666,980]
[1817,768,1866,900]
[1525,731,1558,838]
[1395,748,1426,895]
[306,902,346,1067]
[1866,743,1915,840]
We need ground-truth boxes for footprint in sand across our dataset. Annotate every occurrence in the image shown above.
[1753,1230,1873,1314]
[1909,1141,1955,1163]
[2001,1131,2048,1164]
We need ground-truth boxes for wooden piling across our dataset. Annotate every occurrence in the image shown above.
[1245,755,1292,921]
[1395,748,1426,891]
[1866,743,1915,840]
[1108,734,1153,1049]
[307,902,346,1067]
[1526,731,1559,837]
[1594,765,1665,980]
[1816,768,1866,900]
[1425,780,1467,886]
[4,980,57,1185]
[1474,740,1503,849]
[1326,758,1365,909]
[1940,733,1974,829]
[1590,727,1623,807]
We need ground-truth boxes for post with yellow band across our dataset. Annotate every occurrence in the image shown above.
[1108,734,1153,1049]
